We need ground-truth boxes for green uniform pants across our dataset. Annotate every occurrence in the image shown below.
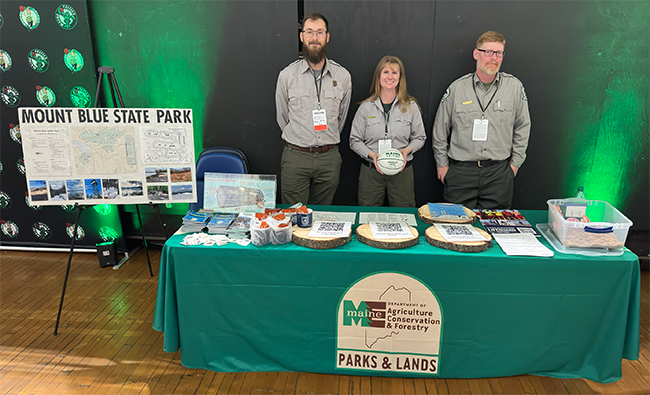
[443,160,514,209]
[280,146,342,205]
[358,163,416,207]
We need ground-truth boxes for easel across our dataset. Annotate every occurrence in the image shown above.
[53,67,167,335]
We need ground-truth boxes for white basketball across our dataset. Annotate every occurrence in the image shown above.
[376,149,405,176]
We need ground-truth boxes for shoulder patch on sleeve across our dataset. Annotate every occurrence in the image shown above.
[521,87,528,101]
[441,88,450,102]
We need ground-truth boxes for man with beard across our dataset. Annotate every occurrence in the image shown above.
[432,31,530,209]
[275,12,352,205]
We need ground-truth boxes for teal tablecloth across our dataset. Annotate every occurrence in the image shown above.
[153,207,640,383]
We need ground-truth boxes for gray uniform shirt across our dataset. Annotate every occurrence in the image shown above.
[350,98,426,162]
[276,58,352,147]
[432,72,531,168]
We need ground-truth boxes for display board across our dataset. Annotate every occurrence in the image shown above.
[19,107,197,206]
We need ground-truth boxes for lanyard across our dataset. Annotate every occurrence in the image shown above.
[312,62,325,110]
[383,103,392,139]
[472,74,499,119]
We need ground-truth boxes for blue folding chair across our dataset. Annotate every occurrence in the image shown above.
[191,147,250,211]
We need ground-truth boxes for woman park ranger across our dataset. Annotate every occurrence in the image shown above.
[349,55,426,207]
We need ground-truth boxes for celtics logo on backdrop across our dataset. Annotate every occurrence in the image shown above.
[70,86,91,108]
[63,48,83,73]
[36,85,56,107]
[9,123,21,144]
[0,12,4,28]
[0,191,11,209]
[28,48,49,73]
[0,50,12,72]
[99,226,119,242]
[65,222,85,240]
[33,222,52,239]
[16,157,25,175]
[1,220,19,238]
[1,85,20,107]
[336,272,443,375]
[55,4,77,30]
[61,204,78,213]
[25,193,42,211]
[19,5,40,31]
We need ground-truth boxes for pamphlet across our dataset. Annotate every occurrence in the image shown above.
[473,209,539,236]
[307,221,352,238]
[433,223,488,242]
[492,233,554,257]
[358,212,418,227]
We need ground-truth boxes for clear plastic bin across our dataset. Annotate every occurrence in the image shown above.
[547,199,632,250]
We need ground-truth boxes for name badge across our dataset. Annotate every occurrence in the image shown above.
[378,139,392,154]
[472,119,488,141]
[313,109,327,132]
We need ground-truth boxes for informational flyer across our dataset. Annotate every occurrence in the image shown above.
[203,172,276,213]
[307,221,352,238]
[18,107,196,205]
[358,212,418,226]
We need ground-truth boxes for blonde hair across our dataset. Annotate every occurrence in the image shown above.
[363,55,418,113]
[476,31,506,48]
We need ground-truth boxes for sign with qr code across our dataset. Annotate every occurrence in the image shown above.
[336,272,443,375]
[369,221,412,239]
[307,221,352,238]
[433,224,488,242]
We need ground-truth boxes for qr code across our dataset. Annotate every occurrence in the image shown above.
[317,222,345,232]
[442,225,472,235]
[518,227,536,234]
[376,223,403,232]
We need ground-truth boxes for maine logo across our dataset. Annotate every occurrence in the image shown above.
[337,272,443,375]
[0,50,11,72]
[19,5,40,30]
[0,191,11,209]
[63,48,84,73]
[2,85,20,108]
[70,86,91,108]
[28,48,49,73]
[33,222,51,239]
[1,220,19,238]
[55,4,77,30]
[36,85,56,107]
[9,123,21,144]
[65,223,85,240]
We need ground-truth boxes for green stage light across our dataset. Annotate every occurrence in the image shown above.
[93,204,112,216]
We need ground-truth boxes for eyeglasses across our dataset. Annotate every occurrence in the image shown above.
[303,29,327,38]
[477,49,505,58]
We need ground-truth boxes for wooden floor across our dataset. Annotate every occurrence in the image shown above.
[0,248,647,395]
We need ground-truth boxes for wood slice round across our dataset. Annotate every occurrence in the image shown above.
[355,224,419,250]
[418,204,477,225]
[425,225,492,253]
[292,225,351,249]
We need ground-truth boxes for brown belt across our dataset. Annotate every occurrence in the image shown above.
[285,142,337,153]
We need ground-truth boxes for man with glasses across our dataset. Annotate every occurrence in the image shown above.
[432,30,531,209]
[275,12,352,205]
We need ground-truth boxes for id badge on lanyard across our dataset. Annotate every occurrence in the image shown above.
[472,119,488,141]
[313,109,327,132]
[378,139,392,154]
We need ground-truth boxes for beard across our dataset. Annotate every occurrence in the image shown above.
[303,41,327,65]
[479,62,500,76]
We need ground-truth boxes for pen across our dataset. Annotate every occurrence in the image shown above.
[498,99,500,108]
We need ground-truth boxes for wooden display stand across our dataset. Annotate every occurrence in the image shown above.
[292,225,351,249]
[355,223,419,250]
[417,204,477,225]
[425,225,492,253]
